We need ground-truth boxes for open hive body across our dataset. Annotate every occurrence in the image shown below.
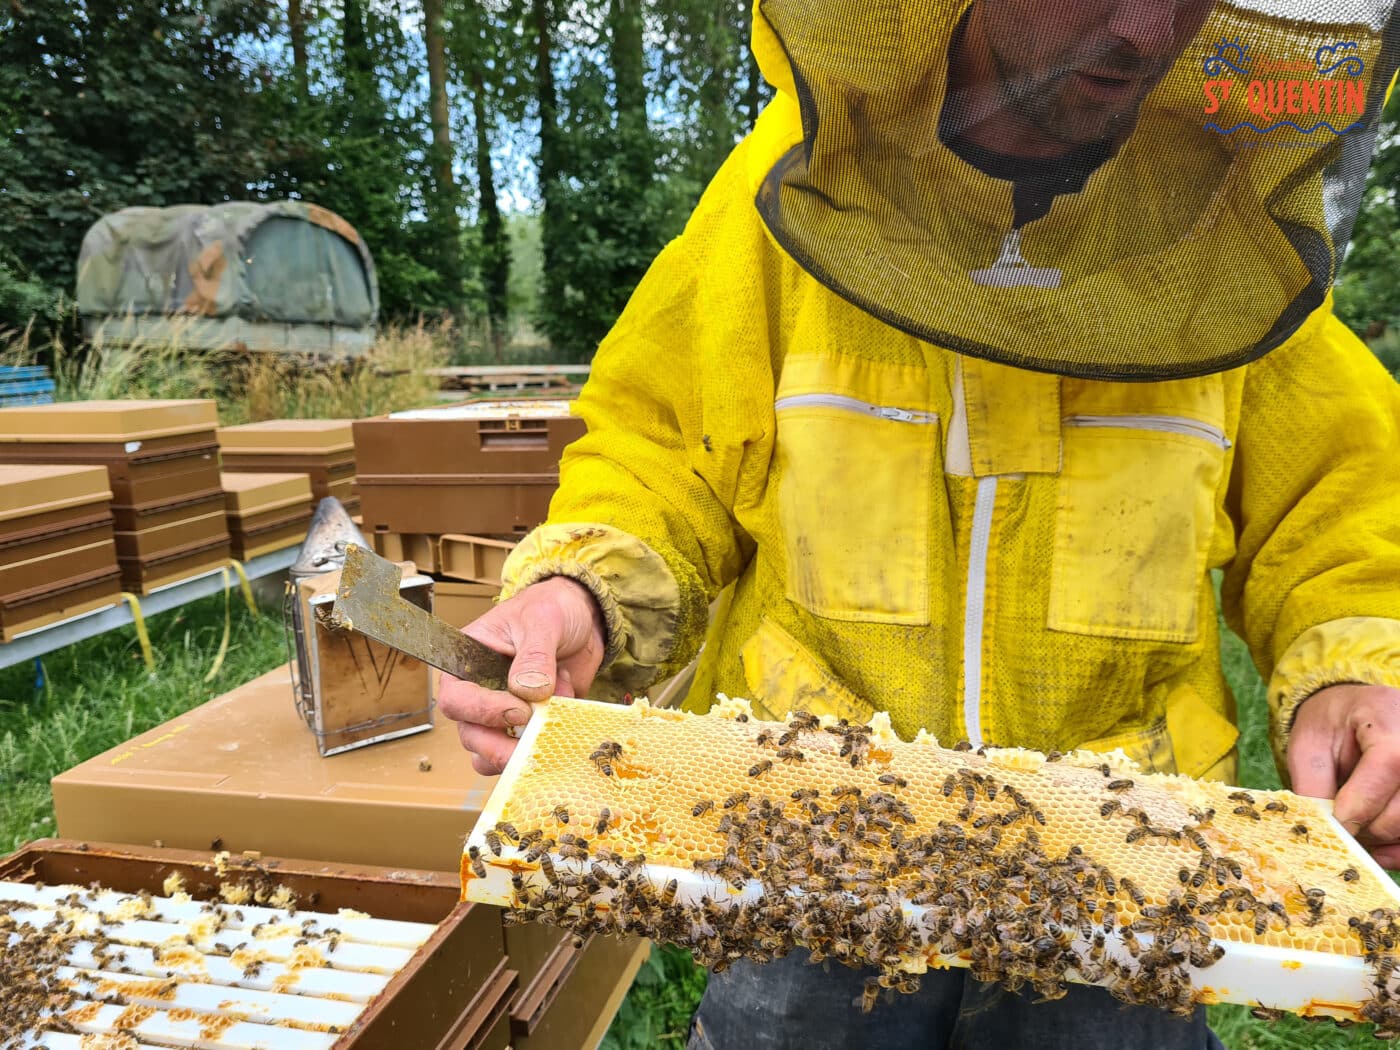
[0,874,434,1049]
[462,696,1400,1026]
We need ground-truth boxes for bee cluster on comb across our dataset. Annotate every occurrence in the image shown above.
[462,695,1400,1031]
[0,856,435,1050]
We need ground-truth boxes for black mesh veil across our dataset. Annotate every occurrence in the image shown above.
[753,0,1400,380]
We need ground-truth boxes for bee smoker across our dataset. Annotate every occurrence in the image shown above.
[285,497,436,756]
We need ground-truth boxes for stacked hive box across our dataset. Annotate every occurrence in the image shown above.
[353,400,584,539]
[220,471,315,560]
[0,464,120,640]
[217,418,359,515]
[0,400,230,595]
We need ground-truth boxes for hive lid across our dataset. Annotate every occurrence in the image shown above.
[218,418,355,454]
[0,463,112,523]
[387,399,575,421]
[0,399,218,442]
[221,471,314,515]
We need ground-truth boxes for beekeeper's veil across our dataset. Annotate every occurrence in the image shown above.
[752,0,1400,379]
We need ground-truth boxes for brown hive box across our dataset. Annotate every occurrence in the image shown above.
[118,535,232,595]
[0,399,221,506]
[52,664,491,872]
[0,464,121,639]
[218,419,358,511]
[0,464,117,597]
[0,839,515,1050]
[0,566,122,641]
[222,470,313,560]
[353,400,584,536]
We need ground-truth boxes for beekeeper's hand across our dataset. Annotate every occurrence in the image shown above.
[439,576,607,776]
[1290,684,1400,869]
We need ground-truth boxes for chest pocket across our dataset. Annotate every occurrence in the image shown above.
[774,364,944,625]
[1048,412,1229,643]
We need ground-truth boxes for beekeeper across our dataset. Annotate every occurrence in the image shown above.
[441,0,1400,1045]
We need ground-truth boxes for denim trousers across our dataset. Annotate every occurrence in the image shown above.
[686,953,1227,1050]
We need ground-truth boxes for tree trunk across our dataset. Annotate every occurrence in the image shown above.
[608,0,648,181]
[750,4,761,130]
[423,0,461,314]
[288,0,309,98]
[470,60,509,361]
[534,0,562,325]
[343,0,372,120]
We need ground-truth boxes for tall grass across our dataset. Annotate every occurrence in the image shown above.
[1,313,449,423]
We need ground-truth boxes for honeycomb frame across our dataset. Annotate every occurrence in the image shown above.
[462,696,1400,1025]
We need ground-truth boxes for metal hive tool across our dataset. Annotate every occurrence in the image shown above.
[462,695,1400,1031]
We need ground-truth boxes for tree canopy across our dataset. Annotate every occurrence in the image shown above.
[2,2,1398,363]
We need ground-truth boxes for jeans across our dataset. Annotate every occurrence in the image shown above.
[686,953,1226,1050]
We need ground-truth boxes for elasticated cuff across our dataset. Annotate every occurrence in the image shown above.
[1270,616,1400,774]
[501,523,683,700]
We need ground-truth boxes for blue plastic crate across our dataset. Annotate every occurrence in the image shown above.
[0,365,49,381]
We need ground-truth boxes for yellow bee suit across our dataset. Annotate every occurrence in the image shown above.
[500,5,1400,781]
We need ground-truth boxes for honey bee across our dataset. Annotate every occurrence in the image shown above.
[723,791,751,809]
[1263,800,1288,813]
[858,976,881,1013]
[791,788,820,802]
[755,730,775,747]
[1125,826,1150,844]
[659,879,679,906]
[1121,877,1146,906]
[831,785,862,799]
[788,712,820,732]
[595,808,613,835]
[1100,800,1120,818]
[941,775,956,798]
[552,805,571,824]
[953,741,973,752]
[1232,805,1261,822]
[1249,1006,1285,1022]
[484,829,503,856]
[1228,790,1255,803]
[1342,866,1360,882]
[1106,779,1134,792]
[877,774,908,789]
[776,747,806,765]
[467,845,487,878]
[1290,823,1310,841]
[749,760,774,778]
[495,821,521,843]
[693,799,716,817]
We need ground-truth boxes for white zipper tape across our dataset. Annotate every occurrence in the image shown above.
[1066,414,1231,450]
[775,393,939,424]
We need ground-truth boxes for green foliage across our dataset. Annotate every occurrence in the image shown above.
[601,943,708,1050]
[1335,93,1400,342]
[0,0,285,335]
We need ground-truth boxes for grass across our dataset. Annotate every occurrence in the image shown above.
[2,314,449,424]
[0,590,1382,1048]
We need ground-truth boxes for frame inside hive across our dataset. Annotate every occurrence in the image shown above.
[1,840,506,1049]
[462,696,1400,1024]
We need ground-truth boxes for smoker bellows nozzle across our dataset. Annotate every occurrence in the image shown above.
[290,497,371,582]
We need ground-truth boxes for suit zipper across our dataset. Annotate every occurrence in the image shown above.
[1065,414,1232,450]
[775,394,939,424]
[962,474,997,749]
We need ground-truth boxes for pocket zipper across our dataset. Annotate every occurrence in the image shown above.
[775,394,939,424]
[1065,414,1231,450]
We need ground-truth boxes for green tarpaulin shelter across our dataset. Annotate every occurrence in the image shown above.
[77,201,379,356]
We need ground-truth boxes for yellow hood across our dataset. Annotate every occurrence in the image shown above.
[746,0,1396,380]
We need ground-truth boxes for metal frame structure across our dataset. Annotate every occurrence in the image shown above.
[0,546,297,670]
